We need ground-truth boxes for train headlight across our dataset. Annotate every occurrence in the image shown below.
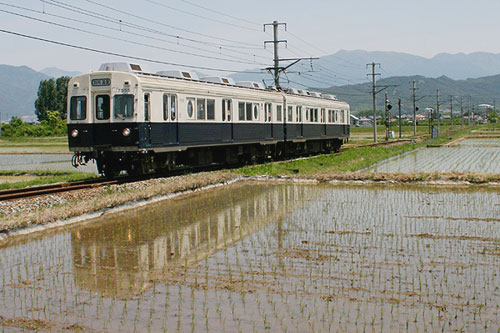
[122,128,131,137]
[71,129,79,138]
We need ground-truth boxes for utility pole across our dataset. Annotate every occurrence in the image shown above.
[264,21,287,89]
[468,95,472,126]
[412,80,417,136]
[450,95,453,131]
[398,98,402,138]
[0,111,2,137]
[436,90,440,135]
[385,93,389,141]
[460,98,464,128]
[367,62,381,143]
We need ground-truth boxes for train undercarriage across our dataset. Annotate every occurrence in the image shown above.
[73,138,345,178]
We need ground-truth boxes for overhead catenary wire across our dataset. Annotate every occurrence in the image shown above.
[178,0,261,27]
[55,0,263,48]
[0,8,270,66]
[0,2,272,62]
[0,28,266,74]
[143,0,262,32]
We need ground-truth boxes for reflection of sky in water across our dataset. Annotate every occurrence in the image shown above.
[370,145,500,173]
[0,184,499,331]
[0,154,97,173]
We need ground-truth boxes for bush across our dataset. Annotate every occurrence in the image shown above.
[0,113,67,137]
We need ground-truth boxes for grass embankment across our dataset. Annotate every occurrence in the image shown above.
[0,136,67,145]
[236,127,477,178]
[0,171,96,190]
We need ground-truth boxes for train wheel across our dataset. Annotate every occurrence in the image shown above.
[104,166,119,179]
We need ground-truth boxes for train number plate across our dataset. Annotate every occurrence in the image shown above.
[92,78,111,86]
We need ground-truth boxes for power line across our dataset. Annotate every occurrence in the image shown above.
[0,7,269,66]
[0,28,266,73]
[143,0,262,32]
[42,0,263,49]
[178,0,261,27]
[0,2,271,62]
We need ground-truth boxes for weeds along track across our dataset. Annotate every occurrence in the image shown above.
[0,178,120,201]
[0,136,455,201]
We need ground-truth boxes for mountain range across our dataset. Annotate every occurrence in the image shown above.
[321,74,499,114]
[231,50,500,87]
[1,50,500,119]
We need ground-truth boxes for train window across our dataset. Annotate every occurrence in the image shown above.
[328,110,331,123]
[144,93,150,121]
[197,98,206,120]
[239,102,245,121]
[207,99,215,120]
[223,99,232,121]
[265,103,272,122]
[321,108,325,123]
[171,95,176,121]
[288,106,293,122]
[187,98,195,119]
[70,96,87,120]
[297,106,302,122]
[163,94,168,121]
[305,108,309,121]
[95,95,110,120]
[253,104,259,120]
[309,108,313,122]
[276,105,282,121]
[246,103,252,121]
[222,100,226,121]
[113,94,134,119]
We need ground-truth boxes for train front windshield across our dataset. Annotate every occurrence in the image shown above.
[114,94,135,119]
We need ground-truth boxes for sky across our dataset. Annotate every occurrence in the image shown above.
[1,0,500,76]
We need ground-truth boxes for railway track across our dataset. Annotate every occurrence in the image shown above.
[0,178,120,202]
[0,134,465,202]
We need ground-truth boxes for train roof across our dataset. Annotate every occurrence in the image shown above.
[92,62,348,105]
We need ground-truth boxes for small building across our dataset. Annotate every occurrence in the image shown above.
[416,114,426,121]
[350,115,359,126]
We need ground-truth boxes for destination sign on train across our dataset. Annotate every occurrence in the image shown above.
[91,78,111,87]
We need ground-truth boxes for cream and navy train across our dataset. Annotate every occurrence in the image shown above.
[68,62,350,177]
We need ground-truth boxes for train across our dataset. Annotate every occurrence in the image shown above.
[67,62,350,177]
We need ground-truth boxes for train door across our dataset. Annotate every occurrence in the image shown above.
[321,108,326,136]
[222,99,233,141]
[296,106,303,137]
[171,94,178,144]
[93,93,110,145]
[282,97,287,144]
[141,93,152,148]
[265,102,273,139]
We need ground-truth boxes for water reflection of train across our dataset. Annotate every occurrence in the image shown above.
[71,183,318,295]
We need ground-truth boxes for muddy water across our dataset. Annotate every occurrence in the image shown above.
[1,183,500,331]
[0,154,98,174]
[369,138,500,173]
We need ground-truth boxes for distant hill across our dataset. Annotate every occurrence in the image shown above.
[40,67,81,78]
[0,65,49,120]
[231,50,500,87]
[321,74,500,114]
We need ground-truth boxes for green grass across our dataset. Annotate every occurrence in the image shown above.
[0,170,97,190]
[0,136,67,145]
[236,127,475,177]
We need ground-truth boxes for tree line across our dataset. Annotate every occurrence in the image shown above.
[1,77,70,137]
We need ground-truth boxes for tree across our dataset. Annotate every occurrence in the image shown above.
[488,111,499,123]
[55,76,70,120]
[34,76,70,122]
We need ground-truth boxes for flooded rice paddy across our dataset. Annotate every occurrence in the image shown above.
[0,154,97,174]
[1,182,500,331]
[369,138,500,173]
